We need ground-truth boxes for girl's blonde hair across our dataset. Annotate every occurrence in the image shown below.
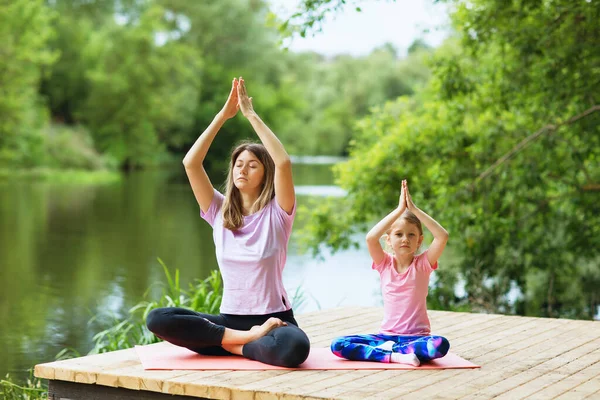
[222,141,275,230]
[384,209,424,252]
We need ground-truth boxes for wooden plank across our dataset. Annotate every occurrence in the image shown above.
[302,370,390,399]
[298,307,375,329]
[160,370,238,396]
[553,376,600,400]
[331,369,430,399]
[233,370,324,393]
[522,357,600,399]
[257,369,372,398]
[34,347,137,381]
[176,370,295,399]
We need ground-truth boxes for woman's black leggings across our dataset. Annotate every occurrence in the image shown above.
[146,307,310,368]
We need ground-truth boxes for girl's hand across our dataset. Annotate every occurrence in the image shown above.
[220,78,239,120]
[398,179,407,212]
[404,180,417,212]
[237,77,256,118]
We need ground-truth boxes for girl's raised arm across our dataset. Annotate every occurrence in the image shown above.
[183,79,240,213]
[237,77,294,214]
[404,181,449,266]
[366,182,407,265]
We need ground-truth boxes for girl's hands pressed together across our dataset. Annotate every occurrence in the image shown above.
[237,77,255,118]
[404,180,417,212]
[398,179,407,213]
[220,78,240,120]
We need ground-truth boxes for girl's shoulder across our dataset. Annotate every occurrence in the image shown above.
[372,252,394,272]
[414,251,438,271]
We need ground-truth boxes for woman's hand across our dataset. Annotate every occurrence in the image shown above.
[237,77,256,118]
[220,78,240,120]
[404,180,417,212]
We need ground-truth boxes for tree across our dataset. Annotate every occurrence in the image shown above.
[300,0,600,319]
[0,0,57,167]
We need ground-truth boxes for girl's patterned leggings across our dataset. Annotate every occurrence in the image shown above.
[330,333,450,363]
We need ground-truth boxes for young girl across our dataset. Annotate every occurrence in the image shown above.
[330,180,450,366]
[146,77,310,368]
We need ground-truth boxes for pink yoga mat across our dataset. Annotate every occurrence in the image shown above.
[135,342,480,370]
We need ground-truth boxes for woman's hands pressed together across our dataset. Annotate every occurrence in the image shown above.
[220,78,240,120]
[237,77,256,118]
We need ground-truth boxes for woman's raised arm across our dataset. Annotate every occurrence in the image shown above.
[183,79,240,213]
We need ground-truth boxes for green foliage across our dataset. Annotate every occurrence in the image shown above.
[44,124,116,170]
[78,4,201,169]
[89,258,222,354]
[301,0,600,319]
[0,371,46,400]
[278,44,433,155]
[0,0,57,168]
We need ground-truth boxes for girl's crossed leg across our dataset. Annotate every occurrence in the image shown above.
[330,333,449,365]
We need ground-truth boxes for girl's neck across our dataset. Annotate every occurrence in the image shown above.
[394,253,415,270]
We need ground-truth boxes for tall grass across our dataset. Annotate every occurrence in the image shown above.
[0,370,46,400]
[1,259,222,398]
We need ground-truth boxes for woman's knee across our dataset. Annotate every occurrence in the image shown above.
[276,328,311,367]
[146,307,170,334]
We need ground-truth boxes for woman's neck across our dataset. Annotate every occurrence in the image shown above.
[239,190,260,215]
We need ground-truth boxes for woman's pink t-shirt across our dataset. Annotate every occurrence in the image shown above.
[372,251,437,335]
[201,189,295,315]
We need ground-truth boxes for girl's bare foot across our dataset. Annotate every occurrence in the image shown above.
[249,317,286,341]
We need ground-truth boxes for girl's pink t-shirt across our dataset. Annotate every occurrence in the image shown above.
[372,251,437,335]
[201,189,295,315]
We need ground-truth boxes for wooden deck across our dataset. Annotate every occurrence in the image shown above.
[35,307,600,399]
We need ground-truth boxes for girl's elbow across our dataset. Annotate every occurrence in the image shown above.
[439,230,449,242]
[366,233,379,244]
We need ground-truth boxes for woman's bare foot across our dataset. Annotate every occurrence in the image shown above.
[220,318,287,351]
[248,317,287,341]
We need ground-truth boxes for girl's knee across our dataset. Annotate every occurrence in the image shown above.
[330,336,345,352]
[437,336,450,356]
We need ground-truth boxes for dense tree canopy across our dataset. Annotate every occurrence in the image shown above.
[0,0,428,171]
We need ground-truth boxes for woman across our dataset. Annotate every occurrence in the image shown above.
[146,77,310,368]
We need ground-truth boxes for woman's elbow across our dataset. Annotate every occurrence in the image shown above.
[183,158,200,170]
[275,157,292,169]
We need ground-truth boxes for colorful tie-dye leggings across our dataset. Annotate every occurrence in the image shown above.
[330,333,450,363]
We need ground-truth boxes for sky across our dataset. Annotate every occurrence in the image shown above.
[270,0,451,57]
